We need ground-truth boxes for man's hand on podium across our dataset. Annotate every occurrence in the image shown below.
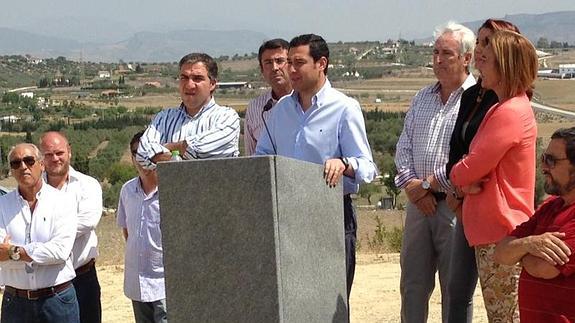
[324,158,346,188]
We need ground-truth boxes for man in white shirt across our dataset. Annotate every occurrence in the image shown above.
[39,132,103,323]
[244,38,292,155]
[118,131,166,323]
[0,143,78,323]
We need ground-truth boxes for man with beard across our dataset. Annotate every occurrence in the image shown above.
[39,132,103,323]
[495,127,575,322]
[244,38,292,155]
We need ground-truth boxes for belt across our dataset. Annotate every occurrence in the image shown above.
[75,258,96,276]
[432,192,447,201]
[4,281,72,300]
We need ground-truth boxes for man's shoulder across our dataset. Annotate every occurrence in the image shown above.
[69,168,101,188]
[154,106,185,119]
[210,102,239,118]
[0,190,16,209]
[247,91,270,108]
[321,87,360,110]
[416,83,439,98]
[120,177,140,196]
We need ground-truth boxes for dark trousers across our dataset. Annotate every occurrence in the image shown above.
[132,299,168,323]
[73,262,102,323]
[1,284,80,323]
[447,219,478,323]
[344,194,356,299]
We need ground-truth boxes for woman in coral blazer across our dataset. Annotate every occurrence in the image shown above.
[450,30,538,323]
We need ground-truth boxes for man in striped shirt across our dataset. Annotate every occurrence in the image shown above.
[244,39,292,155]
[136,53,240,168]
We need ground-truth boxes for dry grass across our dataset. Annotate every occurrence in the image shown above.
[534,79,575,110]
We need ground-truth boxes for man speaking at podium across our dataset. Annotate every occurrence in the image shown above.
[255,34,377,304]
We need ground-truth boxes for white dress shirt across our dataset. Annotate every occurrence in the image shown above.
[0,182,77,290]
[44,167,103,269]
[116,177,165,302]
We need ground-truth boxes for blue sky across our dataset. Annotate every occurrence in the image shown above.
[2,0,574,42]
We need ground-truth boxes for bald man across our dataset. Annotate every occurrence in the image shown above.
[39,132,103,323]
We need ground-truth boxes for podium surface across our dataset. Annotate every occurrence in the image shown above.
[158,155,348,322]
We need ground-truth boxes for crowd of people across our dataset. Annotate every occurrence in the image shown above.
[0,18,574,323]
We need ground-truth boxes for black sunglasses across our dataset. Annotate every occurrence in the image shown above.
[541,153,569,168]
[9,156,37,170]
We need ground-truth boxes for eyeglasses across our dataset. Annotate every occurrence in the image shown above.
[541,153,569,168]
[9,156,37,170]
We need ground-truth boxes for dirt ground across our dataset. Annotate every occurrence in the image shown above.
[95,255,488,323]
[91,210,489,323]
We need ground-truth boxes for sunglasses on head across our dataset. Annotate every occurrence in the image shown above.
[541,153,569,168]
[9,156,37,170]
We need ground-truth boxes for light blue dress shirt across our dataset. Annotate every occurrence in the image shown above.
[116,177,165,303]
[255,80,377,194]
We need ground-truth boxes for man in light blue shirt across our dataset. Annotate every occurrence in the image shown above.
[117,131,166,323]
[255,34,377,302]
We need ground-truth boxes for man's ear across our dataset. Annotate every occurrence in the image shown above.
[317,56,328,73]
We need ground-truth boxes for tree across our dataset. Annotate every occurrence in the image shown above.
[377,153,401,209]
[536,37,549,49]
[358,182,379,205]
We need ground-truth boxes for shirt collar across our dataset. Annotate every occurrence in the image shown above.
[290,79,331,110]
[431,74,476,94]
[41,166,78,189]
[17,179,47,203]
[179,97,216,119]
[134,177,158,199]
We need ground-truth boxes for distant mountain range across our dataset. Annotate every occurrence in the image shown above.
[0,11,574,62]
[463,11,575,45]
[0,28,269,63]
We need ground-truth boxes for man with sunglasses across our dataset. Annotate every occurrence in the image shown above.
[136,53,240,169]
[0,143,79,322]
[39,131,103,323]
[495,127,575,322]
[244,38,292,155]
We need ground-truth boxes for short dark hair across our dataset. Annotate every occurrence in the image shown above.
[551,127,575,165]
[178,53,218,80]
[289,34,330,75]
[130,130,146,156]
[258,38,289,68]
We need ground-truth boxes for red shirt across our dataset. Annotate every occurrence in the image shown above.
[512,196,575,323]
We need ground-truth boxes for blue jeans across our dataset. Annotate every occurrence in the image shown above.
[1,284,80,323]
[132,299,168,323]
[73,262,102,323]
[447,219,478,323]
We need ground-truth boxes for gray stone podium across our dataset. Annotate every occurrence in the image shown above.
[157,155,348,323]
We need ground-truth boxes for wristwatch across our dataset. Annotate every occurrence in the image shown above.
[339,157,350,170]
[8,245,21,261]
[421,179,431,190]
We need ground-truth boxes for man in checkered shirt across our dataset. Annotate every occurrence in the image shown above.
[394,22,476,322]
